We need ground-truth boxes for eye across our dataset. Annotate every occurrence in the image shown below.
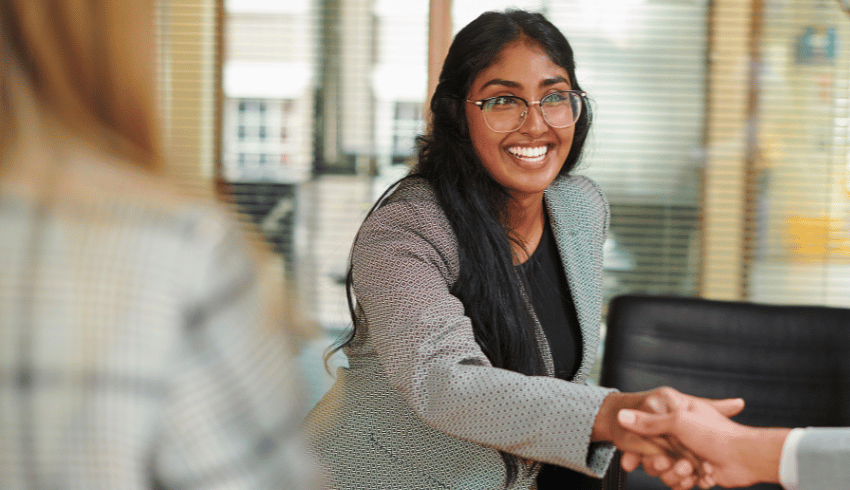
[542,91,571,106]
[483,96,521,112]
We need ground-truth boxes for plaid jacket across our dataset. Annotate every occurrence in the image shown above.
[0,153,317,489]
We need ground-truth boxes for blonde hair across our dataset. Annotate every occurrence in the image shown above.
[1,0,319,341]
[0,0,160,170]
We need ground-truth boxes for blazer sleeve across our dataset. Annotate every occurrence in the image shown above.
[350,185,617,477]
[796,428,850,490]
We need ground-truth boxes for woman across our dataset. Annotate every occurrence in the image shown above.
[305,9,737,489]
[0,1,317,488]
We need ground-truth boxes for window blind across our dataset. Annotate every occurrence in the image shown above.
[454,0,709,308]
[155,0,220,192]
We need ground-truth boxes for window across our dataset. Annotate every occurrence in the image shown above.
[216,1,429,402]
[743,0,850,306]
[222,98,306,182]
[391,102,425,165]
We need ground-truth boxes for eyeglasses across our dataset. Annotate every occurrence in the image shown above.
[466,90,586,133]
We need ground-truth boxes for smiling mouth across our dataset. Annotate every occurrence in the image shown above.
[508,146,549,162]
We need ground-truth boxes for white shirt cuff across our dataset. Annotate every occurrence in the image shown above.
[779,428,807,490]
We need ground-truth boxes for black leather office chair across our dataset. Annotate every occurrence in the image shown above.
[599,294,850,490]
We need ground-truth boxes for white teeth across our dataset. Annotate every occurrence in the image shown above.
[508,146,548,159]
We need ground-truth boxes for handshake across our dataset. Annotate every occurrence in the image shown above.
[601,387,791,490]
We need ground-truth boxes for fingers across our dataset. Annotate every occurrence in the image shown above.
[697,473,716,489]
[618,408,672,436]
[645,387,684,413]
[638,457,696,490]
[646,394,671,414]
[624,449,707,490]
[696,462,716,488]
[620,409,709,482]
[649,386,746,418]
[616,429,669,457]
[707,397,745,417]
[660,459,697,490]
[620,451,641,472]
[642,453,672,476]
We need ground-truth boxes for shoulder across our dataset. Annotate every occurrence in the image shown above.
[7,148,258,282]
[380,176,442,212]
[364,177,453,241]
[546,174,608,207]
[545,174,610,236]
[65,148,241,246]
[353,176,459,277]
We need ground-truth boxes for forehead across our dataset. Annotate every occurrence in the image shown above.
[471,40,570,92]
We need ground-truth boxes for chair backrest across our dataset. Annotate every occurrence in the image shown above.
[599,294,850,490]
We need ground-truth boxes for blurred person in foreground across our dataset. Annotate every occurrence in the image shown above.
[0,0,318,488]
[617,390,850,490]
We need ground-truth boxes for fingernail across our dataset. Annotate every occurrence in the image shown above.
[618,410,636,425]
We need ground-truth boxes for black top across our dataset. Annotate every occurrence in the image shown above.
[517,216,594,489]
[516,216,582,380]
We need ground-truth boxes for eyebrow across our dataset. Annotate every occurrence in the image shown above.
[542,76,570,87]
[480,78,521,90]
[479,76,571,91]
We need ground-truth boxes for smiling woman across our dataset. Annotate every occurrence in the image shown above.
[302,9,733,490]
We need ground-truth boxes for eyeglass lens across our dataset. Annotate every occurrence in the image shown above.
[481,92,582,133]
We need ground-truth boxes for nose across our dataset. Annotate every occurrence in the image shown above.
[519,102,548,136]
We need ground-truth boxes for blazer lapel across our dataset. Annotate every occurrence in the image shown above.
[544,177,606,382]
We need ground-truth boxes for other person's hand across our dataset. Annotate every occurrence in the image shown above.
[618,390,788,489]
[594,387,743,488]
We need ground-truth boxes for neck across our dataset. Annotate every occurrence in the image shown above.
[506,192,546,264]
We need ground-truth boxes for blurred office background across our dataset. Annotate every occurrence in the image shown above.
[155,0,850,403]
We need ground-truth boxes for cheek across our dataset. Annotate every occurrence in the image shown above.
[559,128,576,154]
[466,113,492,158]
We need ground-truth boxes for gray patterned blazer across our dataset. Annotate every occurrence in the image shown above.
[305,175,619,489]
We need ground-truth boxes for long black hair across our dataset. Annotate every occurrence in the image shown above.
[336,9,592,487]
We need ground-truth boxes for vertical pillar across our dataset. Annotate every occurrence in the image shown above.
[700,0,758,300]
[160,0,220,192]
[427,0,452,121]
[341,0,375,174]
